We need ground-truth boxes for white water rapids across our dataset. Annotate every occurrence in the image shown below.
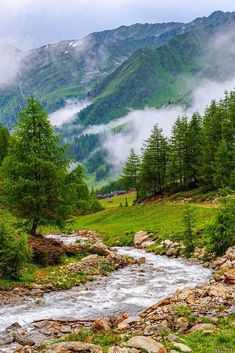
[0,245,211,333]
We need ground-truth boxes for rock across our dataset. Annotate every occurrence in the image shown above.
[166,334,178,342]
[108,347,138,353]
[92,319,111,332]
[176,317,189,332]
[143,325,154,336]
[134,231,151,248]
[173,343,191,352]
[224,270,235,285]
[13,333,35,347]
[138,257,146,264]
[162,240,173,247]
[115,313,128,326]
[6,322,22,332]
[117,316,141,327]
[208,283,226,297]
[126,336,164,353]
[225,247,235,260]
[189,323,216,332]
[43,342,103,353]
[177,288,192,301]
[92,242,111,256]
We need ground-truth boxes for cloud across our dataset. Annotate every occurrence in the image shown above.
[49,100,90,126]
[1,0,235,48]
[99,73,235,176]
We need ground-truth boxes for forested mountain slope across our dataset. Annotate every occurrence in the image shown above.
[1,10,234,127]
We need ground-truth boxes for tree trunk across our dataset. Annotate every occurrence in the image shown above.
[30,218,39,235]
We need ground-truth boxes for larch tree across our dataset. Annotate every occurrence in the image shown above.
[140,124,168,196]
[121,148,141,198]
[1,96,72,235]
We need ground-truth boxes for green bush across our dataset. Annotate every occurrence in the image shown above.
[0,223,31,280]
[207,198,235,255]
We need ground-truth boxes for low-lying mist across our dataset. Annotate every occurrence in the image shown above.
[101,75,235,176]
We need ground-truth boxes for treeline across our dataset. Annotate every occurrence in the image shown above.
[121,90,235,198]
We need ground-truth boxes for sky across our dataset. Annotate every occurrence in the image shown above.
[1,0,235,49]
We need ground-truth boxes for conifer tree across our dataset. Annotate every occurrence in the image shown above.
[1,97,72,235]
[121,148,141,198]
[168,117,189,190]
[140,124,168,196]
[213,139,231,189]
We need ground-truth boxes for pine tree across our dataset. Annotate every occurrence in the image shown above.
[121,148,141,198]
[1,97,72,235]
[168,117,190,190]
[140,124,168,196]
[213,139,231,189]
[187,112,202,187]
[200,100,222,189]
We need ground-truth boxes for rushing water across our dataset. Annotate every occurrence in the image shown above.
[0,245,211,332]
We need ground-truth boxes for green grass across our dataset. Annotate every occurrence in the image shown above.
[100,192,136,208]
[72,198,217,247]
[41,329,129,353]
[179,314,235,353]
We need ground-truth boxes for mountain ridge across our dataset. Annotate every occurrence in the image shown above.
[1,10,235,127]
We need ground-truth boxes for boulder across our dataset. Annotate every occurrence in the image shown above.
[173,343,191,352]
[224,270,235,285]
[13,333,35,347]
[116,316,141,330]
[189,323,215,332]
[126,336,164,353]
[134,231,151,248]
[43,342,103,353]
[92,319,111,332]
[176,317,189,332]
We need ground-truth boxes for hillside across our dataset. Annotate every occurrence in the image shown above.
[77,23,235,126]
[1,10,234,127]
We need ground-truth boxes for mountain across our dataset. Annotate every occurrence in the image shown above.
[1,10,234,127]
[74,13,235,126]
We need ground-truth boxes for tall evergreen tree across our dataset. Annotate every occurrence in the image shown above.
[121,148,141,198]
[140,124,168,196]
[200,100,222,189]
[1,97,72,235]
[187,112,202,187]
[213,139,231,189]
[168,116,190,190]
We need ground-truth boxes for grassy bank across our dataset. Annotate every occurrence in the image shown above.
[72,195,217,247]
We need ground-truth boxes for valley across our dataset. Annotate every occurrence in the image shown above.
[0,5,235,353]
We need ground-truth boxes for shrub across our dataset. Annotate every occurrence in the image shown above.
[29,236,64,266]
[0,223,31,280]
[207,198,235,255]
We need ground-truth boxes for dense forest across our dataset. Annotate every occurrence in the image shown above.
[121,90,235,198]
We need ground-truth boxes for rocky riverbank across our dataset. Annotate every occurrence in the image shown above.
[1,231,234,353]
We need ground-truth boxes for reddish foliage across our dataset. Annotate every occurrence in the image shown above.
[29,236,64,266]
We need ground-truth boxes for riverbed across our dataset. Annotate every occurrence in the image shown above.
[0,246,211,333]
